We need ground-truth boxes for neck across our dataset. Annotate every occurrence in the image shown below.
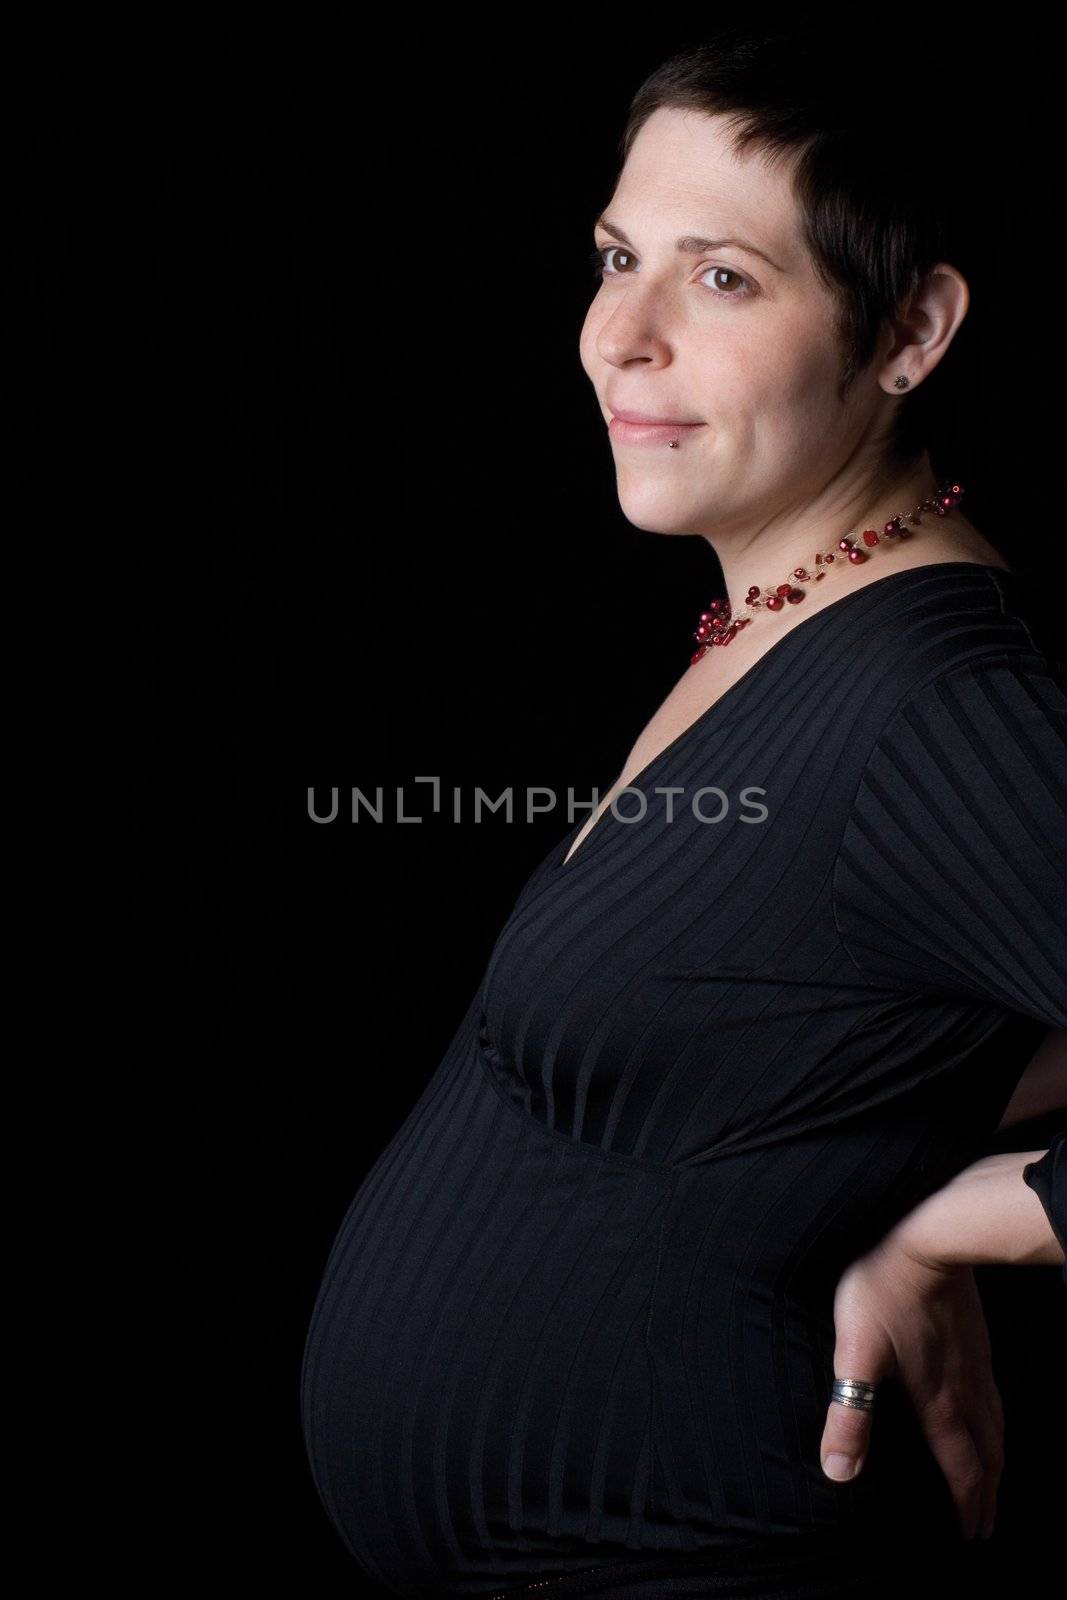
[707,454,952,608]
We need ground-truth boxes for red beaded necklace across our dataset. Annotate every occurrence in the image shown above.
[689,480,965,664]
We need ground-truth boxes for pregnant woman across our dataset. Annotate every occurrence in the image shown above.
[300,28,1067,1599]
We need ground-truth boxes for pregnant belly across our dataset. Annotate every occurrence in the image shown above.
[300,1041,959,1595]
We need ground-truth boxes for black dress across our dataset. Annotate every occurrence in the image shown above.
[300,562,1067,1598]
[1024,1133,1066,1286]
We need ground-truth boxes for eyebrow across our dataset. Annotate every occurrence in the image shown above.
[593,215,783,273]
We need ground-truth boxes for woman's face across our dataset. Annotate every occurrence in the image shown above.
[579,108,880,540]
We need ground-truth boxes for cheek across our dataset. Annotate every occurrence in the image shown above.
[711,322,841,421]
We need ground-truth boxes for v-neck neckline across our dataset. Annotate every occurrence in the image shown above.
[556,560,1016,872]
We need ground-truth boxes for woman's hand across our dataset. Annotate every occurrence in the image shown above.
[819,1234,1003,1542]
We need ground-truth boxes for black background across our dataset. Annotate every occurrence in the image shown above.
[47,19,1063,1592]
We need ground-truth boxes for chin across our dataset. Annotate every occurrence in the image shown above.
[614,479,712,538]
[617,504,711,539]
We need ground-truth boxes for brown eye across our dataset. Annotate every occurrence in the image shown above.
[589,245,636,277]
[587,246,756,304]
[605,247,636,274]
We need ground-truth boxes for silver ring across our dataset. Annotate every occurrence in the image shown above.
[831,1378,878,1412]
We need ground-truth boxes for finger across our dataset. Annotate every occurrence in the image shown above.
[820,1376,879,1482]
[916,1398,985,1540]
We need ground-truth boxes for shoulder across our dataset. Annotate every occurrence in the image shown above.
[843,563,1063,747]
[830,595,1067,1022]
[858,655,1066,827]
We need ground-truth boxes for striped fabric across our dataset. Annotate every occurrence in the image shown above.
[301,563,1067,1596]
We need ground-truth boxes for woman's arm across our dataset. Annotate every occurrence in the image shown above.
[884,1148,1065,1272]
[820,1143,1064,1538]
[995,1027,1067,1131]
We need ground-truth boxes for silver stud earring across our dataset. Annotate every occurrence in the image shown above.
[668,440,678,448]
[894,375,910,390]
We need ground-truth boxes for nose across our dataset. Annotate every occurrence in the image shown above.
[592,284,675,373]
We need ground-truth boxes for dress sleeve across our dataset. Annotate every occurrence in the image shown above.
[832,656,1067,1026]
[1023,1133,1067,1287]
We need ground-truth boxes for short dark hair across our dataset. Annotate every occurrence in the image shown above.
[616,26,977,471]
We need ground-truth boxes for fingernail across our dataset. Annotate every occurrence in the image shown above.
[823,1453,857,1481]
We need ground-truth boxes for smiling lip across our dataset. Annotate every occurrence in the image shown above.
[607,407,706,446]
[608,406,703,425]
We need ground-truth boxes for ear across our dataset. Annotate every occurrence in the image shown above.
[875,262,970,395]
